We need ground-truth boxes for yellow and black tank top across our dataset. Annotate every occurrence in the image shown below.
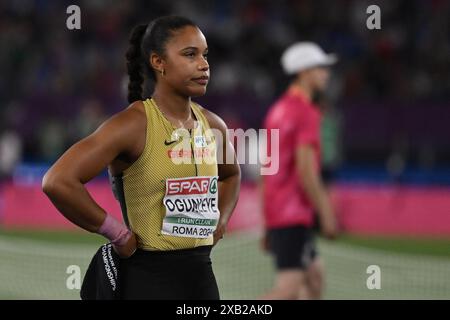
[111,98,219,251]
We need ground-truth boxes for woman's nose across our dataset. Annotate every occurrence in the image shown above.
[199,62,209,71]
[198,57,209,71]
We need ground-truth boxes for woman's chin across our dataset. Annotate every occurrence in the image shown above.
[189,87,207,97]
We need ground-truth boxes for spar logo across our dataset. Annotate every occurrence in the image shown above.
[167,177,217,196]
[209,177,218,194]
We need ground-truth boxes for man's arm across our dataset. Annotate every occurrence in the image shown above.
[296,145,337,239]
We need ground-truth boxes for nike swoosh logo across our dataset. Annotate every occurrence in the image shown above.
[164,140,179,146]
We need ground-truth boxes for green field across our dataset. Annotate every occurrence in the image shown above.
[1,229,449,299]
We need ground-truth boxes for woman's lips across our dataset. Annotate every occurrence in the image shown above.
[192,77,209,85]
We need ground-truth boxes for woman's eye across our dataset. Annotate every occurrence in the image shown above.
[185,52,195,57]
[203,54,208,60]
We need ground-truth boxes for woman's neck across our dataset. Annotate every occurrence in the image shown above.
[152,86,191,120]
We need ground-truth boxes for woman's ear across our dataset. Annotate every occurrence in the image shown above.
[150,53,164,74]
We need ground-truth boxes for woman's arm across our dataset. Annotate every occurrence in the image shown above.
[202,109,241,245]
[42,102,146,254]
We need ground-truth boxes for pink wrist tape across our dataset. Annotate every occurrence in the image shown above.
[98,214,131,246]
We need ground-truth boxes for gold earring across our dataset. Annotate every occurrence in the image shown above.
[161,69,165,76]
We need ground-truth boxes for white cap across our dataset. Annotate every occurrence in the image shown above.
[281,42,337,75]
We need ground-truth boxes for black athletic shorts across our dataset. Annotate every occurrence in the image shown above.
[119,245,219,300]
[267,225,318,270]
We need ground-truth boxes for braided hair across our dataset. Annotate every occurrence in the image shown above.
[125,16,197,104]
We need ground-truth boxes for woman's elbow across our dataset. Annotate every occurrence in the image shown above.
[42,171,56,196]
[42,169,67,197]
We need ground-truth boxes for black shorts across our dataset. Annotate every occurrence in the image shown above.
[267,225,318,270]
[119,245,219,300]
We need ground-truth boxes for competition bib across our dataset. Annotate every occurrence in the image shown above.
[161,176,220,238]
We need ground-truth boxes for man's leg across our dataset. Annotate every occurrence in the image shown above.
[262,269,306,300]
[296,228,322,300]
[261,225,314,300]
[302,257,324,299]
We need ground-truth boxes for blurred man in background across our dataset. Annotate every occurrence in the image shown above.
[261,42,338,300]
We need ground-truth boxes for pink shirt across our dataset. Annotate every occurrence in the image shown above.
[263,87,322,228]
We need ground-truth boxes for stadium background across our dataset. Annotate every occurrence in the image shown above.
[0,0,449,299]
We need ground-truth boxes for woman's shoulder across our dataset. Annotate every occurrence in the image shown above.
[124,100,147,118]
[97,100,147,142]
[194,103,227,132]
[109,100,147,129]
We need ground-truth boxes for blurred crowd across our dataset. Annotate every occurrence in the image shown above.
[0,0,449,179]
